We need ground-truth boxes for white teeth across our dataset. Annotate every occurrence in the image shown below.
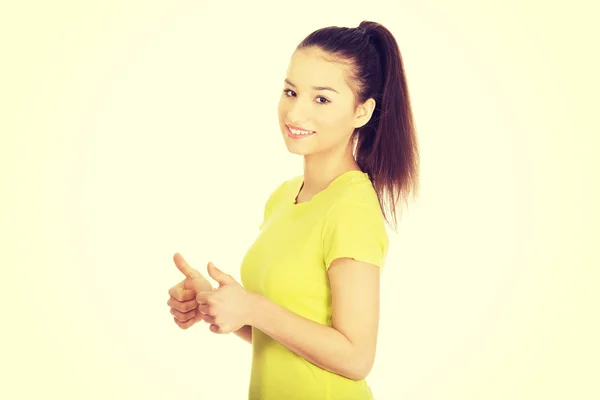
[290,127,313,135]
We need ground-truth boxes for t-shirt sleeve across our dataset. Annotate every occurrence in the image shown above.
[322,196,389,270]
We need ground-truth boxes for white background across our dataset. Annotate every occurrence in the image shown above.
[1,1,598,399]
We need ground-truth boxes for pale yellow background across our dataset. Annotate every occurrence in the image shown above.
[1,1,598,399]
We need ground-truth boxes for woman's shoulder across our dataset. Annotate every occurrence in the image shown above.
[331,173,379,208]
[262,175,300,206]
[272,175,301,196]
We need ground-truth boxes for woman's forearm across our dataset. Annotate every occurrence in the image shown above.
[247,293,367,381]
[233,324,252,344]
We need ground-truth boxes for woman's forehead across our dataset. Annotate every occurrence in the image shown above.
[287,49,351,93]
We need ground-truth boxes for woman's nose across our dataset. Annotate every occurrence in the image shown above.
[286,103,311,124]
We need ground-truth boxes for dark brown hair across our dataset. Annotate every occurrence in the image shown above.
[297,21,419,233]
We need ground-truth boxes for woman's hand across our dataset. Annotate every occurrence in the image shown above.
[196,262,255,335]
[167,252,214,330]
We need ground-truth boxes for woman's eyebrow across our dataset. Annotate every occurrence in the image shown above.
[284,78,339,94]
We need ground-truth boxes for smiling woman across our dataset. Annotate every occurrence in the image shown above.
[168,19,419,400]
[238,20,419,400]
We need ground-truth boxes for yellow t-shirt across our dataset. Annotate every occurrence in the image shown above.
[240,170,389,400]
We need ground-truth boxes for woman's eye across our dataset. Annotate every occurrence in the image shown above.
[282,89,329,104]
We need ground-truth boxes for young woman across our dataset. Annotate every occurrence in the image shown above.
[167,20,419,399]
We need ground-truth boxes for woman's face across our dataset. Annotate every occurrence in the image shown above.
[278,47,372,157]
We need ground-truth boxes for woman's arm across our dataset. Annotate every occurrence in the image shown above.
[233,324,252,344]
[247,257,380,381]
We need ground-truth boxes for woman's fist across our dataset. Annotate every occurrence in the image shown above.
[168,280,205,329]
[168,252,214,329]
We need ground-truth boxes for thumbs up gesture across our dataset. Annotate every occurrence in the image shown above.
[195,261,255,335]
[167,252,214,330]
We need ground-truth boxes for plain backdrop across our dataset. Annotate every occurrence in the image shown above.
[1,1,598,399]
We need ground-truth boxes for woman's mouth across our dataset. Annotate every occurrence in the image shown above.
[286,125,315,139]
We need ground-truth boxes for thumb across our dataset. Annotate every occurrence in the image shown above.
[207,262,234,285]
[173,252,202,279]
